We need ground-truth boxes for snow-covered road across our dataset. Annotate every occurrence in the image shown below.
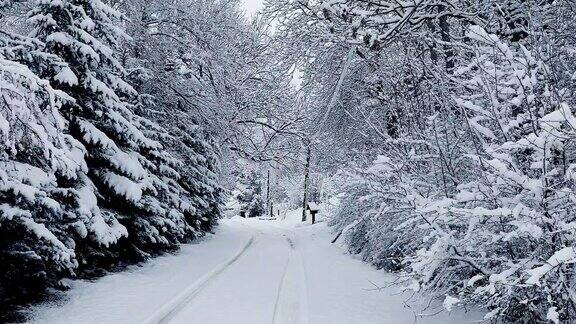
[30,216,480,324]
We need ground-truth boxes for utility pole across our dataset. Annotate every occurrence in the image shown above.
[266,170,271,218]
[270,202,273,218]
[301,139,311,222]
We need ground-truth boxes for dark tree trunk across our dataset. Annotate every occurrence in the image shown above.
[301,140,311,222]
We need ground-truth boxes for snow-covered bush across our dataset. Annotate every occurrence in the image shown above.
[329,142,459,271]
[407,26,576,322]
[328,25,576,322]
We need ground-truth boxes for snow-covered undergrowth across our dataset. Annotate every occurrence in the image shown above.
[326,27,576,323]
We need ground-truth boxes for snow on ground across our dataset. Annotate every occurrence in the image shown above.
[295,222,480,324]
[29,210,481,324]
[30,221,254,324]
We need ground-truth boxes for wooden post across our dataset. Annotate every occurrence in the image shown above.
[301,140,311,222]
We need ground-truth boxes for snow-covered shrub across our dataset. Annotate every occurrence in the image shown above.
[405,26,576,322]
[329,149,450,272]
[324,22,576,322]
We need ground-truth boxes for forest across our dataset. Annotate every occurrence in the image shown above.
[1,0,576,323]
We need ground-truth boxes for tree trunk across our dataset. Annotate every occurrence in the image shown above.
[439,5,454,73]
[266,170,271,217]
[301,140,311,222]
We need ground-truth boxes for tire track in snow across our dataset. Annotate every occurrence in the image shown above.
[272,233,310,324]
[271,236,292,324]
[142,235,255,324]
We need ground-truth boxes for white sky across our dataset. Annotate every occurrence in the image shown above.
[241,0,264,16]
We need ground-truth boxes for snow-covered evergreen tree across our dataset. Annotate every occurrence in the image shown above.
[0,29,84,312]
[236,171,264,218]
[27,0,208,262]
[121,0,225,234]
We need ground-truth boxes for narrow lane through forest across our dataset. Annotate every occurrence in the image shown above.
[31,216,480,324]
